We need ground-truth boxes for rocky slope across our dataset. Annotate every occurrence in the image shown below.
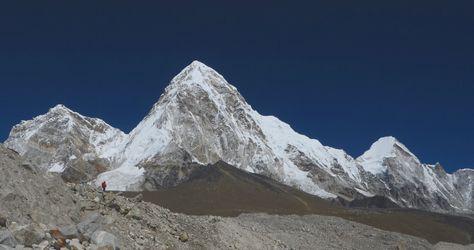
[4,61,473,214]
[0,145,79,226]
[2,144,472,250]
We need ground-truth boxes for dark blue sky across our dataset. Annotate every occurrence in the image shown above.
[1,1,473,172]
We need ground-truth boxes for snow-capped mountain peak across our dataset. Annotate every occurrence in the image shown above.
[49,103,73,113]
[95,61,364,196]
[169,60,235,90]
[357,136,420,174]
[5,61,473,213]
[5,104,125,179]
[96,61,263,190]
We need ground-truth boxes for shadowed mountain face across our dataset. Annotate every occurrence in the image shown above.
[135,161,339,216]
[123,161,474,245]
[346,196,400,209]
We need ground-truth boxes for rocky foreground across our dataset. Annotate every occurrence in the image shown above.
[1,145,473,250]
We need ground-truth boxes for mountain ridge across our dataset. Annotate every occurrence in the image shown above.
[4,60,473,214]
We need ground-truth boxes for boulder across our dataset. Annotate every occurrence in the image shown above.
[68,238,83,250]
[78,200,99,211]
[179,232,189,242]
[59,225,79,239]
[125,207,142,220]
[32,240,49,250]
[91,231,119,250]
[0,244,14,250]
[77,212,102,238]
[11,224,44,247]
[0,230,15,247]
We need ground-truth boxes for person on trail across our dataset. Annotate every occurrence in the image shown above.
[101,181,107,192]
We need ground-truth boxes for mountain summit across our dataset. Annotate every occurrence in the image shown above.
[5,104,125,181]
[98,60,364,198]
[4,61,473,213]
[357,136,420,174]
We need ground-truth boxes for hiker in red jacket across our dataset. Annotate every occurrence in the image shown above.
[101,181,107,192]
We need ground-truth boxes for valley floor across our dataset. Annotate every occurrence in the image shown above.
[123,162,474,246]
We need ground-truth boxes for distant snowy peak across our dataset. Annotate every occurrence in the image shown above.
[457,168,474,173]
[356,136,420,174]
[5,104,125,176]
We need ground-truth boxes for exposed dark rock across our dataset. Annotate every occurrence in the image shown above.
[349,196,400,209]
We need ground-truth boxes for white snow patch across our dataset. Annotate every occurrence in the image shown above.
[48,162,66,173]
[95,165,145,191]
[355,187,375,197]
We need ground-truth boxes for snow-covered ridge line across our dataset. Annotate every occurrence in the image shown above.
[4,60,473,213]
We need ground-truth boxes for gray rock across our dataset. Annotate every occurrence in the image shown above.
[91,231,119,250]
[433,241,474,250]
[58,225,78,239]
[125,207,142,220]
[11,224,44,247]
[178,232,189,242]
[35,240,49,250]
[130,194,142,203]
[0,215,6,228]
[0,230,16,247]
[68,238,83,250]
[0,244,14,250]
[85,243,97,250]
[0,145,80,226]
[77,213,102,238]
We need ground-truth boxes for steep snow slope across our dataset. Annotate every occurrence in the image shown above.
[96,61,366,198]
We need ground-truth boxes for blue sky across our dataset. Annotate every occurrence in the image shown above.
[0,1,473,172]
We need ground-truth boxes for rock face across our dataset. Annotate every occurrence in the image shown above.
[4,60,474,214]
[356,136,472,213]
[453,169,474,210]
[4,105,125,183]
